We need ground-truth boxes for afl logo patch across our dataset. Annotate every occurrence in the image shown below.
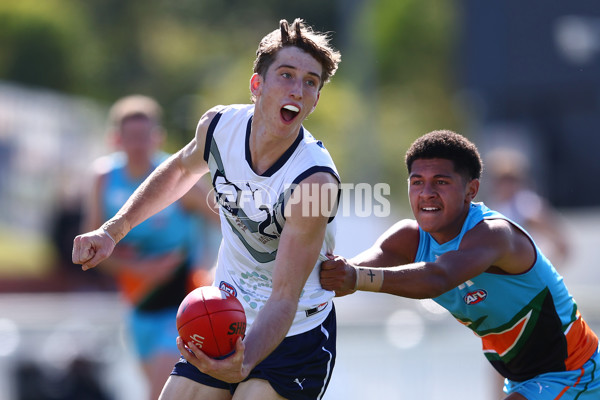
[219,281,238,297]
[464,289,487,305]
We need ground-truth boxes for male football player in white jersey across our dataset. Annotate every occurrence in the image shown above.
[73,18,342,400]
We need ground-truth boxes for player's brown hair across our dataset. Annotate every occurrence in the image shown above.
[253,18,341,91]
[108,95,163,129]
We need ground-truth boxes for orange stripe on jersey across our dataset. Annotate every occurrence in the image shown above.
[564,313,599,371]
[481,310,532,357]
[117,270,154,305]
[554,367,584,399]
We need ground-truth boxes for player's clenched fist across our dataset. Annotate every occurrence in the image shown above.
[319,256,357,297]
[72,228,117,271]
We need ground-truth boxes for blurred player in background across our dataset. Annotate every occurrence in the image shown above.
[73,18,342,400]
[484,147,570,266]
[82,94,219,400]
[321,130,599,399]
[483,146,573,397]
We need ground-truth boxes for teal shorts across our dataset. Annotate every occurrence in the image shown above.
[505,346,600,399]
[128,306,179,361]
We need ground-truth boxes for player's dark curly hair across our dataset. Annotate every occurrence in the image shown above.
[405,130,483,180]
[254,18,341,91]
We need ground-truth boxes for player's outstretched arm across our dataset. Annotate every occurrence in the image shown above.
[72,107,220,271]
[323,218,533,299]
[320,219,418,295]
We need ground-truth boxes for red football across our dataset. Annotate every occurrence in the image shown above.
[176,286,246,358]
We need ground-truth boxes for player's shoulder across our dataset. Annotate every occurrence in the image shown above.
[197,105,227,129]
[196,104,252,133]
[299,127,332,154]
[465,217,524,251]
[194,105,227,146]
[391,218,419,233]
[473,217,516,237]
[293,128,338,175]
[378,219,419,246]
[373,219,419,261]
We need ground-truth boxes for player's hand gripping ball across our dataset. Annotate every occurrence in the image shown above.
[176,286,246,358]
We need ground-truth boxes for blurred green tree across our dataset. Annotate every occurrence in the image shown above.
[0,0,463,210]
[0,1,91,91]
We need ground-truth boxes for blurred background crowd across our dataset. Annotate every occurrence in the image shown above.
[1,1,599,399]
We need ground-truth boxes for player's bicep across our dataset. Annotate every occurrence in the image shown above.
[273,219,327,299]
[434,247,500,287]
[436,221,514,283]
[272,173,336,299]
[283,171,338,221]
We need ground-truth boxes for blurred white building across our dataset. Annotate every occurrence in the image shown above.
[0,81,107,276]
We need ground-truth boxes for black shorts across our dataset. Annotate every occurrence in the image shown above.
[171,305,337,400]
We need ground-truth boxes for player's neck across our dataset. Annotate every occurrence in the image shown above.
[125,158,153,180]
[248,119,300,175]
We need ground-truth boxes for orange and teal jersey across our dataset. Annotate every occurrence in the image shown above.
[416,202,598,382]
[99,151,195,310]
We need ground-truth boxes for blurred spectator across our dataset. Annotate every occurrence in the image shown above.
[82,95,219,399]
[483,147,572,399]
[484,147,570,267]
[0,136,14,212]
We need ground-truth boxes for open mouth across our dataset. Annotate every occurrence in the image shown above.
[421,207,440,212]
[281,104,300,122]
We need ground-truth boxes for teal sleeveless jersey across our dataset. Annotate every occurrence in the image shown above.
[101,151,195,310]
[102,151,194,256]
[416,202,598,381]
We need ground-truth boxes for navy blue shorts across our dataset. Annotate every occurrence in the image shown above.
[171,305,337,400]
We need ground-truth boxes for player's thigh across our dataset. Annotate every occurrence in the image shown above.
[159,375,232,400]
[233,378,286,400]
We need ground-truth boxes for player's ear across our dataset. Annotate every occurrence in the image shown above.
[465,178,479,202]
[250,74,262,96]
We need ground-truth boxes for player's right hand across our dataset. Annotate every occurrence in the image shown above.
[72,229,116,271]
[178,336,248,384]
[319,255,357,297]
